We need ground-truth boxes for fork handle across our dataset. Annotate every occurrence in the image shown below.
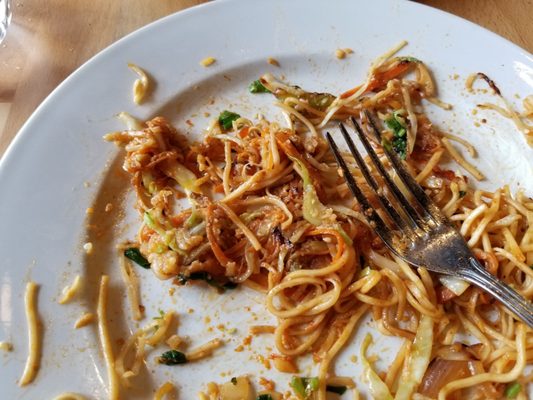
[462,257,533,328]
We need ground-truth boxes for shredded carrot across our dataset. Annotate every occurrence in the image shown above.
[307,228,345,262]
[340,60,414,98]
[206,204,233,266]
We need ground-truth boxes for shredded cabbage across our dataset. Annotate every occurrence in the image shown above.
[361,334,393,400]
[394,314,434,400]
[439,276,470,296]
[288,156,352,244]
[161,163,201,194]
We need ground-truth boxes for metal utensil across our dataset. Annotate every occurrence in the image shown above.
[326,114,533,328]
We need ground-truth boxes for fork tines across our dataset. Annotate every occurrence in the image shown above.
[326,114,444,244]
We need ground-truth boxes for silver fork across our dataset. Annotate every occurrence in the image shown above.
[326,114,533,328]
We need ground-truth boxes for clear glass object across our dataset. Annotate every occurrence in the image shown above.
[0,0,11,44]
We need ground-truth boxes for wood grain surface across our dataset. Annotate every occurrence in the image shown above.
[0,0,531,156]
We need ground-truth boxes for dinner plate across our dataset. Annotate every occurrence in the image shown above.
[1,0,532,398]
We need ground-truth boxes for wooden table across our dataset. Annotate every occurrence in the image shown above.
[0,0,531,157]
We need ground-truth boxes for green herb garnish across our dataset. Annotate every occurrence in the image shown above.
[398,56,421,63]
[384,111,408,159]
[218,110,241,130]
[124,247,150,269]
[231,377,238,385]
[290,377,319,399]
[249,80,270,93]
[459,190,467,198]
[177,272,238,293]
[326,385,347,395]
[305,92,336,111]
[159,350,187,365]
[256,395,273,400]
[505,382,522,398]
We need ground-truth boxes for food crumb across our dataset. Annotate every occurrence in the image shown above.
[200,57,216,67]
[187,308,194,314]
[335,48,353,59]
[259,377,275,391]
[204,112,210,117]
[267,57,280,67]
[85,207,94,215]
[0,341,13,352]
[204,316,211,324]
[472,109,478,115]
[335,49,346,59]
[105,203,113,212]
[234,345,244,352]
[83,181,91,188]
[83,242,93,254]
[168,287,175,296]
[243,335,252,346]
[74,312,95,329]
[350,355,358,363]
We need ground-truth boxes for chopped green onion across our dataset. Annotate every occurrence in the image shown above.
[326,385,347,395]
[177,272,238,292]
[305,92,335,111]
[381,138,393,153]
[385,112,408,160]
[231,377,238,385]
[505,382,522,398]
[256,395,273,400]
[159,350,187,365]
[218,110,241,130]
[290,377,319,399]
[249,80,270,93]
[398,56,421,63]
[124,247,150,269]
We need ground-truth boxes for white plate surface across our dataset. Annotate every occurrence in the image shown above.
[0,0,532,398]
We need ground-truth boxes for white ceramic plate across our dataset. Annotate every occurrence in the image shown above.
[1,0,532,398]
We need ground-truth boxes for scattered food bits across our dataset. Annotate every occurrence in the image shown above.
[242,335,252,346]
[257,354,272,370]
[187,308,194,314]
[234,345,244,352]
[0,341,13,352]
[74,312,95,329]
[335,48,353,59]
[267,57,280,67]
[128,63,151,104]
[335,49,346,59]
[259,377,275,391]
[83,242,93,254]
[200,57,216,67]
